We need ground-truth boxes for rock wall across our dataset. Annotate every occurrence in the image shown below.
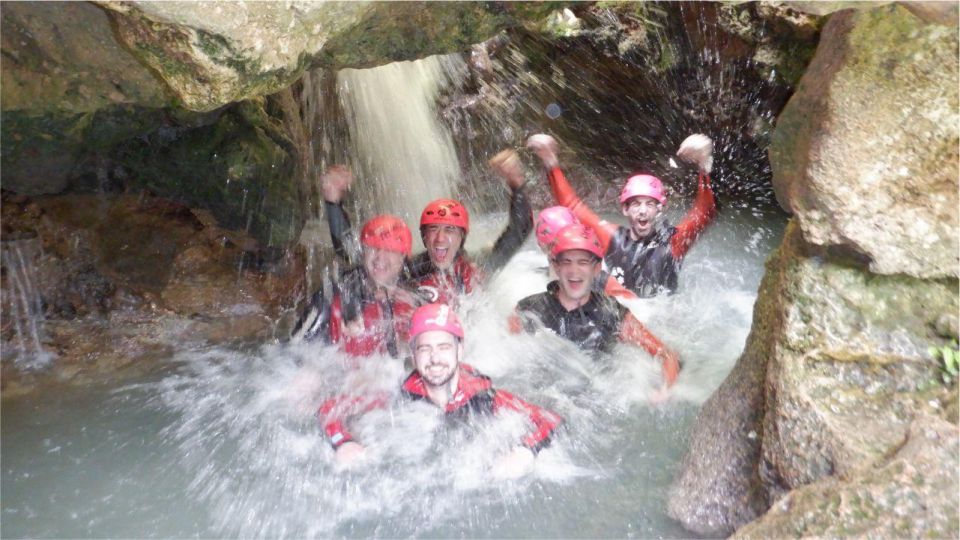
[669,3,959,537]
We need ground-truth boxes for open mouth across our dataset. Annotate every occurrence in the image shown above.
[431,247,449,261]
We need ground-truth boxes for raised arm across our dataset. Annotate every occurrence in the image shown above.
[671,135,717,259]
[321,165,359,264]
[620,312,681,387]
[482,150,534,272]
[527,134,618,252]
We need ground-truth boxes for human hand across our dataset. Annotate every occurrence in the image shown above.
[321,165,353,203]
[488,149,525,190]
[525,134,560,169]
[334,441,366,469]
[343,318,365,338]
[491,446,536,480]
[656,347,681,388]
[676,134,713,174]
[649,384,671,405]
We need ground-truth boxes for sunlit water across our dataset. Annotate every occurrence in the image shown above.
[2,205,785,538]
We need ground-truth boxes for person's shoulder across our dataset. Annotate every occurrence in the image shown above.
[458,363,493,389]
[516,290,552,311]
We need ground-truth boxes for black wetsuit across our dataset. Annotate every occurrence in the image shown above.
[515,281,627,353]
[604,226,679,298]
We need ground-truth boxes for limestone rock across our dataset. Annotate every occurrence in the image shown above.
[770,4,960,279]
[735,412,959,539]
[758,224,956,499]
[0,2,172,112]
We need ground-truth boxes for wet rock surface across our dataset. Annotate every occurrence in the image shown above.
[670,4,959,537]
[0,191,303,396]
[770,3,959,279]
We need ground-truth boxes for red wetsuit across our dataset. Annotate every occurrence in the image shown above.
[410,185,534,305]
[319,363,562,454]
[328,292,414,358]
[547,167,716,297]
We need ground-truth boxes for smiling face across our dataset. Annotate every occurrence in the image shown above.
[551,249,602,307]
[362,246,405,288]
[413,329,462,390]
[621,195,662,240]
[422,224,464,270]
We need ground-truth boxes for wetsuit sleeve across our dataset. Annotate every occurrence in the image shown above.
[620,313,680,387]
[492,389,563,454]
[507,311,523,334]
[325,200,360,265]
[670,171,717,260]
[291,288,332,343]
[547,167,619,253]
[603,275,637,300]
[481,185,534,272]
[317,393,389,449]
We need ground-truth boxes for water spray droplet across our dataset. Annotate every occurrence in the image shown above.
[545,103,562,119]
[668,158,678,169]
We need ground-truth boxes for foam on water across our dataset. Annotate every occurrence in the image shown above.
[1,205,784,538]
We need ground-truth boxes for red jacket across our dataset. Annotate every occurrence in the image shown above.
[328,293,415,358]
[409,254,482,306]
[319,363,562,454]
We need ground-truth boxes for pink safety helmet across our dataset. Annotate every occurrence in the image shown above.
[420,198,470,233]
[550,223,604,260]
[535,206,578,251]
[360,215,413,257]
[619,174,666,205]
[409,303,465,342]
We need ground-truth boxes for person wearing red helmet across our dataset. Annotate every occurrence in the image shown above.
[535,206,635,300]
[410,149,533,305]
[510,224,682,391]
[293,165,428,357]
[526,133,717,297]
[319,303,563,477]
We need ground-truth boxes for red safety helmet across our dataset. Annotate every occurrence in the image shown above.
[420,198,470,233]
[620,174,666,205]
[360,215,413,257]
[550,223,604,260]
[409,303,465,342]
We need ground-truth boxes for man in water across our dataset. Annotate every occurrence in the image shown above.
[409,149,533,305]
[535,205,634,300]
[292,198,424,358]
[526,133,717,297]
[511,223,682,391]
[320,303,562,478]
[321,151,532,307]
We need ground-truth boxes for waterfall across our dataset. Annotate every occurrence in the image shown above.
[336,54,469,222]
[1,232,54,369]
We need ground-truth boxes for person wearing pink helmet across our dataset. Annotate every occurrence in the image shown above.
[535,206,637,300]
[319,303,563,477]
[526,133,717,297]
[510,224,682,391]
[410,149,533,305]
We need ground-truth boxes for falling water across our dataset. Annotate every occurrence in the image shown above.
[0,232,54,369]
[336,54,469,221]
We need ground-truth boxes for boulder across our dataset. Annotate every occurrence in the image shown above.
[757,224,956,500]
[770,3,959,279]
[0,2,172,113]
[736,412,959,539]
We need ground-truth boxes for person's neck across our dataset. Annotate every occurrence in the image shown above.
[630,227,655,243]
[425,368,460,409]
